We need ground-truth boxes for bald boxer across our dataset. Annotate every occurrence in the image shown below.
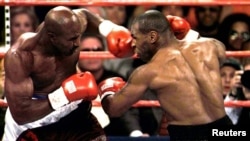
[98,10,233,140]
[2,6,120,141]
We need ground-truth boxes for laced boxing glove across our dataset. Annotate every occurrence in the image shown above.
[166,15,199,41]
[98,77,126,101]
[48,72,98,110]
[99,20,134,58]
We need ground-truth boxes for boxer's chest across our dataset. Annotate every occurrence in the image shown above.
[31,54,78,92]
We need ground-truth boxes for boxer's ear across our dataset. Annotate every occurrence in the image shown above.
[47,32,56,43]
[149,31,158,43]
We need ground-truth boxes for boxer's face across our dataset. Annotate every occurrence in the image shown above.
[55,31,80,56]
[131,23,155,62]
[53,20,81,56]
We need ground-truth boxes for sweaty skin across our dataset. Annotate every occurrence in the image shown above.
[4,6,103,125]
[102,17,227,126]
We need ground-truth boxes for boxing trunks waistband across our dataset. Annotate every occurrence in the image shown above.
[167,115,233,141]
[32,94,48,100]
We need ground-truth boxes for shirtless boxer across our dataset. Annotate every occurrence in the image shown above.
[2,6,122,141]
[98,10,233,140]
[2,6,208,140]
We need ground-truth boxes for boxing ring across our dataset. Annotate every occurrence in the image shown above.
[1,0,250,140]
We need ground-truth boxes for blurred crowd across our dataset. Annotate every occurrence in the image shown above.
[0,4,249,138]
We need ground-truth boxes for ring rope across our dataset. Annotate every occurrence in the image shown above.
[225,51,250,58]
[0,51,249,59]
[93,100,250,108]
[1,0,250,6]
[78,51,250,59]
[0,99,250,108]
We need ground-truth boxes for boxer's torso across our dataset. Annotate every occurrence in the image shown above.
[13,32,80,95]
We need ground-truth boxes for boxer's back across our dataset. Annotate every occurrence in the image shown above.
[148,38,226,125]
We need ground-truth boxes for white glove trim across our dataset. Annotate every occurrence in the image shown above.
[182,29,199,41]
[99,20,117,37]
[100,91,115,101]
[100,83,114,91]
[48,87,69,110]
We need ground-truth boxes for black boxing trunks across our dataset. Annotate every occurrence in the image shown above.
[167,115,233,141]
[17,101,107,141]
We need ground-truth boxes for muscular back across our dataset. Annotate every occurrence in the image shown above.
[147,38,226,125]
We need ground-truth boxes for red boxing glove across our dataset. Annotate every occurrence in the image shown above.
[166,15,190,40]
[98,77,126,100]
[107,28,134,58]
[99,20,134,58]
[166,15,199,41]
[48,72,98,110]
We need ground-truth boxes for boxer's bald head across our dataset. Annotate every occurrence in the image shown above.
[43,6,82,56]
[131,10,170,35]
[44,6,79,35]
[130,10,172,62]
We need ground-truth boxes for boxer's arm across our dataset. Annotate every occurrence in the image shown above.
[73,8,104,33]
[101,66,151,117]
[4,45,53,125]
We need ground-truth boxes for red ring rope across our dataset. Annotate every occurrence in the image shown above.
[1,0,250,6]
[0,51,250,59]
[225,51,250,58]
[1,99,250,108]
